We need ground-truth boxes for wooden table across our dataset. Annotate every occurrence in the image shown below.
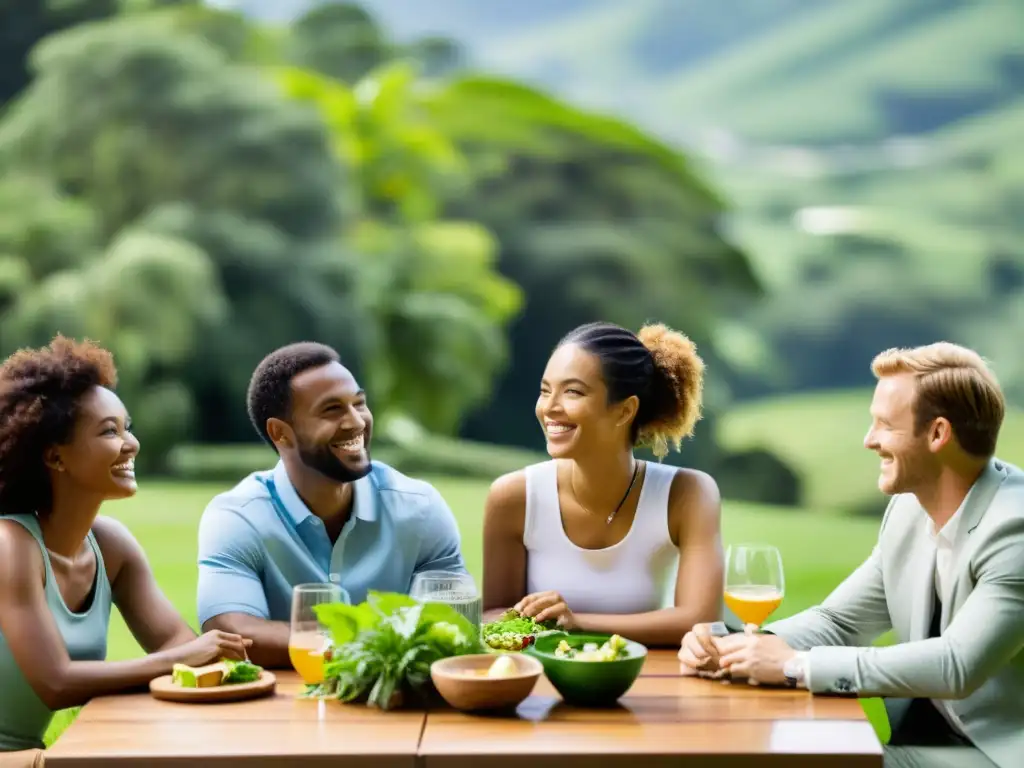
[44,651,883,767]
[43,673,424,768]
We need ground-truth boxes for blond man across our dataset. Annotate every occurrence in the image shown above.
[680,342,1024,768]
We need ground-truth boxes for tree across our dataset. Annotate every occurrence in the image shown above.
[426,76,763,456]
[0,13,359,457]
[279,63,522,434]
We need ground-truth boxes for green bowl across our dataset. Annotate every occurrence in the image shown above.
[525,632,646,706]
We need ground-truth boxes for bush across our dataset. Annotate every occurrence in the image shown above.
[384,434,547,480]
[165,443,277,482]
[713,448,803,507]
[846,495,889,518]
[166,436,548,483]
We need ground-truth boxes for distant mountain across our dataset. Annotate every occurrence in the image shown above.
[212,1,1024,150]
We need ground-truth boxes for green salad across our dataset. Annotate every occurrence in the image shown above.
[481,609,562,651]
[554,634,628,661]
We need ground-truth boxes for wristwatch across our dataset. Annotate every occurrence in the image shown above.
[783,652,807,689]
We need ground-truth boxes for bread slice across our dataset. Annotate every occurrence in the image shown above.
[171,661,229,688]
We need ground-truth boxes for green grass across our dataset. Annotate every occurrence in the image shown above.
[42,474,893,746]
[719,388,1024,513]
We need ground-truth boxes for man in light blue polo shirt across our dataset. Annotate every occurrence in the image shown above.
[196,342,467,668]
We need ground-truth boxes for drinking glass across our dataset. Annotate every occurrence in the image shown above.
[410,570,482,629]
[723,544,785,631]
[289,582,342,684]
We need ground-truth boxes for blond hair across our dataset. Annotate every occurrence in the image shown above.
[871,342,1004,457]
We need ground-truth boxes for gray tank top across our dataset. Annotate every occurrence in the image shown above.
[0,514,111,751]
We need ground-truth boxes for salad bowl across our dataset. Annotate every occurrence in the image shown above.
[525,632,646,706]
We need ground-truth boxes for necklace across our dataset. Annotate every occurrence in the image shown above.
[571,460,641,525]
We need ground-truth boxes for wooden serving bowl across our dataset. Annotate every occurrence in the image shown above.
[430,653,542,712]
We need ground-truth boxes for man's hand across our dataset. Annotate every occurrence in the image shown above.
[718,632,797,686]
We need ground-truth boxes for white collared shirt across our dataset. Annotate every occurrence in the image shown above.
[926,502,967,736]
[929,505,963,606]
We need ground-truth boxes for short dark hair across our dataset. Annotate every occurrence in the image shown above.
[246,342,341,449]
[0,335,119,515]
[558,321,704,458]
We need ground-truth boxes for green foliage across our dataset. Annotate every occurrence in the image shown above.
[382,433,548,481]
[0,0,122,106]
[166,434,547,483]
[422,74,761,451]
[0,0,751,465]
[713,448,803,507]
[310,590,482,710]
[279,63,525,433]
[164,443,277,482]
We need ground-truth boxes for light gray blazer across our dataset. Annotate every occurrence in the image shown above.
[767,457,1024,768]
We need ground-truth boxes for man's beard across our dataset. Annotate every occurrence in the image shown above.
[297,439,372,483]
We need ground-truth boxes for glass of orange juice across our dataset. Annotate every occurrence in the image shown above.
[289,582,342,684]
[723,544,784,632]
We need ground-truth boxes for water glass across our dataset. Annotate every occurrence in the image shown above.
[410,570,482,628]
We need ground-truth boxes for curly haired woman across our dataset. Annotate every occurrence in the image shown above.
[0,336,251,754]
[483,321,725,646]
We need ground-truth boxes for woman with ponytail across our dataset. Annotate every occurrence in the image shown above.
[482,321,724,646]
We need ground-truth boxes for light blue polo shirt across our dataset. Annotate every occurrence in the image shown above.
[196,460,467,625]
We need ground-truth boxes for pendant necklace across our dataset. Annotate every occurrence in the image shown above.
[571,459,641,525]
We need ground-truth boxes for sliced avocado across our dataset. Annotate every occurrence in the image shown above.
[171,664,197,688]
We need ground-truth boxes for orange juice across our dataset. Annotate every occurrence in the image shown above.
[724,585,783,626]
[289,631,329,684]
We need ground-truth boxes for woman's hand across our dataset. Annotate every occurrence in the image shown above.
[166,630,252,667]
[514,591,577,630]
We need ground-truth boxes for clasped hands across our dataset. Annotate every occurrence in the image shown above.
[678,623,796,687]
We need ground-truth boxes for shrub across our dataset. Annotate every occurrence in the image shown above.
[165,443,277,482]
[383,434,547,479]
[166,436,548,483]
[713,448,803,507]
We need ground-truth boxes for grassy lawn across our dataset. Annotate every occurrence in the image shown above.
[719,388,1024,513]
[44,473,893,746]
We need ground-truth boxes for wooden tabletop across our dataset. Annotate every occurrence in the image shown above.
[44,650,883,767]
[43,673,424,768]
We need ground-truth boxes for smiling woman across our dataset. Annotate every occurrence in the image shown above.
[483,321,726,648]
[0,335,252,754]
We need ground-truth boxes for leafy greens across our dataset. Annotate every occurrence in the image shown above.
[481,609,562,651]
[306,591,482,710]
[222,659,262,684]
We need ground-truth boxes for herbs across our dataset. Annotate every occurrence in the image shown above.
[481,609,562,651]
[222,659,262,684]
[305,591,482,710]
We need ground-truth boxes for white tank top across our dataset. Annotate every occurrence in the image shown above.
[523,460,679,615]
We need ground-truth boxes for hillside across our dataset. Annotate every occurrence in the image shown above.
[719,389,1024,513]
[212,0,1024,404]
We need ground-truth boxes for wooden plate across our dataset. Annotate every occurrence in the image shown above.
[149,671,277,703]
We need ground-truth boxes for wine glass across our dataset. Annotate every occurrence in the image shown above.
[289,582,342,684]
[723,544,785,632]
[410,570,482,629]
